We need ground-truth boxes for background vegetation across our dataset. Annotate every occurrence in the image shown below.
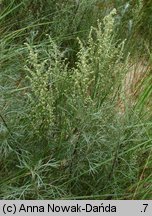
[0,0,152,199]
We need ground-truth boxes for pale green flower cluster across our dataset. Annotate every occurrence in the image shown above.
[73,9,125,105]
[25,43,55,132]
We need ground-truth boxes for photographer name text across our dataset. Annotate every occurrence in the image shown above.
[2,203,117,214]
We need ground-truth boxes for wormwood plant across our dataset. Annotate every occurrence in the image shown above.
[20,9,136,198]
